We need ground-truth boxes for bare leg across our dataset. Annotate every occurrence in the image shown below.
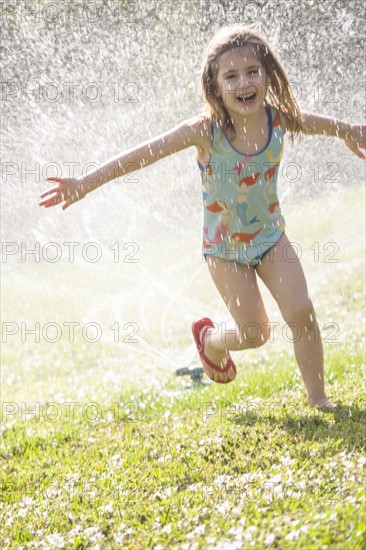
[202,256,270,382]
[256,233,336,408]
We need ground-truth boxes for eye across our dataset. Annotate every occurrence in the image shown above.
[248,69,259,75]
[225,74,237,80]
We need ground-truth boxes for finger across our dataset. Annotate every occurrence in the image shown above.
[354,149,365,159]
[43,200,62,208]
[40,187,60,199]
[46,177,63,184]
[39,196,62,207]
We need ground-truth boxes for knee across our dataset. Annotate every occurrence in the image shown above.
[282,299,316,328]
[239,320,270,348]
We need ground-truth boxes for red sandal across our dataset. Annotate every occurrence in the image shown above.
[192,317,237,384]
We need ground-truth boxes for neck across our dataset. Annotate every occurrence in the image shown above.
[230,104,268,140]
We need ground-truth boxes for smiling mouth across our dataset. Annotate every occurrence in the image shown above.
[237,92,257,103]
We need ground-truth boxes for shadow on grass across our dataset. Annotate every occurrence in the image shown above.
[232,404,366,450]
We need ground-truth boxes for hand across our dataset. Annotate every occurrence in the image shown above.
[344,124,366,159]
[39,177,88,210]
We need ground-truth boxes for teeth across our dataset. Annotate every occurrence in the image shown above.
[238,92,256,101]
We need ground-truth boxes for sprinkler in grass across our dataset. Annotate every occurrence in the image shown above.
[175,366,212,389]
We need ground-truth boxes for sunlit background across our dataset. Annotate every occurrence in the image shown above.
[1,0,365,403]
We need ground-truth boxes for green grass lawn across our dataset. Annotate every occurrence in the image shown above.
[1,185,365,549]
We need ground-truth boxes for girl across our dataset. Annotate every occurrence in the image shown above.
[40,25,365,409]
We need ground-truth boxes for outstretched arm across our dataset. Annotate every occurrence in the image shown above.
[301,112,366,159]
[40,117,209,209]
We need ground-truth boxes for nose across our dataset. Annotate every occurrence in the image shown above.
[239,74,260,92]
[237,74,248,87]
[237,74,256,91]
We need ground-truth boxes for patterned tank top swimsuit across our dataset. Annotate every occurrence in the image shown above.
[198,105,285,267]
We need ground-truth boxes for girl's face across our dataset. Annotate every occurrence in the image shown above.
[215,45,267,117]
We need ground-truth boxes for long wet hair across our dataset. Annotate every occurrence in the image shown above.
[200,25,305,142]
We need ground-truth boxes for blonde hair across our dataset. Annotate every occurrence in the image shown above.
[200,25,305,142]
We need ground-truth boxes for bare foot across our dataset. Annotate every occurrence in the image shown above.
[308,397,338,410]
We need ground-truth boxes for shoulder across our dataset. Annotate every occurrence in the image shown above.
[268,105,290,135]
[279,112,291,134]
[271,106,305,137]
[161,115,212,149]
[182,115,213,162]
[182,114,212,144]
[142,115,212,158]
[276,110,290,135]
